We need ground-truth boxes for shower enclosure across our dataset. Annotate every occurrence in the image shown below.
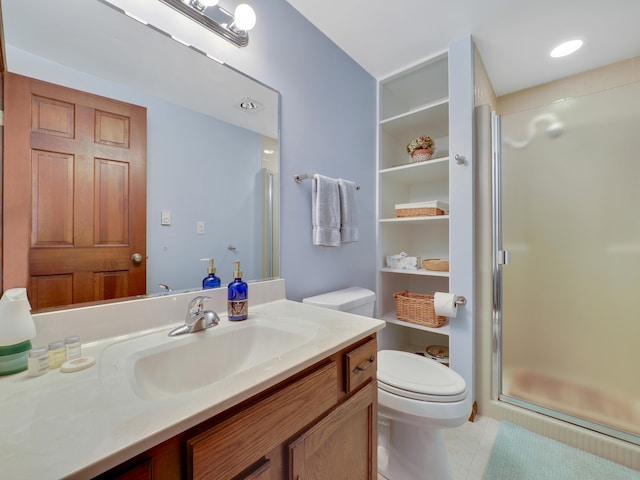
[492,81,640,445]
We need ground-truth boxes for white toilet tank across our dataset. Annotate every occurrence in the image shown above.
[302,287,375,317]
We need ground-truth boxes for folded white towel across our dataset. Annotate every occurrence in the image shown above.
[338,178,359,244]
[312,174,341,247]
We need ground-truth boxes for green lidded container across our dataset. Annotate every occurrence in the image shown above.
[0,340,32,375]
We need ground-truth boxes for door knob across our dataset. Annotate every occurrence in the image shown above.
[131,253,143,264]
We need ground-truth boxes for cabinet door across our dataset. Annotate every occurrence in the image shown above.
[289,381,377,480]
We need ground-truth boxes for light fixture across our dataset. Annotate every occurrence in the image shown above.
[550,39,583,58]
[238,97,263,111]
[189,0,218,13]
[230,4,257,32]
[158,0,256,47]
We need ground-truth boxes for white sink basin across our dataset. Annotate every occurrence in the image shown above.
[99,316,325,400]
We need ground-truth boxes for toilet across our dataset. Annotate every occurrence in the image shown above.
[302,286,376,316]
[302,287,471,480]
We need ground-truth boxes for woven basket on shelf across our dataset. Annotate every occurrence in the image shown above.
[393,291,447,328]
[422,258,449,271]
[395,207,445,218]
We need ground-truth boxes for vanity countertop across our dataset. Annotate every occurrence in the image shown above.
[0,295,384,479]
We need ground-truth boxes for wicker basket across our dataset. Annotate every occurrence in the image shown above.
[393,291,447,328]
[396,207,445,217]
[395,201,448,218]
[422,258,449,271]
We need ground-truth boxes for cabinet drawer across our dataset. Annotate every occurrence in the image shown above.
[345,338,377,392]
[187,362,338,480]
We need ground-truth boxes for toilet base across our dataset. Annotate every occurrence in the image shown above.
[378,417,454,480]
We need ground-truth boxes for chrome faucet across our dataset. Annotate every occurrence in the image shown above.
[168,295,220,337]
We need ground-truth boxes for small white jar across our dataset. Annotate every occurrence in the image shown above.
[48,340,66,369]
[28,347,50,377]
[64,336,81,361]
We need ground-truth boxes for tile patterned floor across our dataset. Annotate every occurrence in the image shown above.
[378,415,501,480]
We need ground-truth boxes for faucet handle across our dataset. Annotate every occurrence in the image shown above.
[188,295,211,313]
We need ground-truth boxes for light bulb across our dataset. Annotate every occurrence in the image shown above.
[233,4,256,31]
[550,39,583,58]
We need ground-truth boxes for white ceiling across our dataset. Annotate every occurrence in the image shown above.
[286,0,640,96]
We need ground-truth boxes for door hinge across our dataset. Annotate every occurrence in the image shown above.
[497,250,510,265]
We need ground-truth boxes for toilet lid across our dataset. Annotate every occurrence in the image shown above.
[377,350,467,402]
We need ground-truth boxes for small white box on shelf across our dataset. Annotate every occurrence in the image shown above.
[386,253,421,270]
[395,200,449,217]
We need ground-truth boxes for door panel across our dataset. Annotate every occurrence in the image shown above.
[4,72,147,310]
[31,150,74,246]
[95,158,130,245]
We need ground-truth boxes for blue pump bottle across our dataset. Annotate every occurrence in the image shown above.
[201,258,221,289]
[227,261,248,321]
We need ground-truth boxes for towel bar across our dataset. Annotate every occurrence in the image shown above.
[294,173,360,190]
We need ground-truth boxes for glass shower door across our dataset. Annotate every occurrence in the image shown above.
[494,82,640,444]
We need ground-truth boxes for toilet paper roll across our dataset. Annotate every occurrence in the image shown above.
[434,292,458,318]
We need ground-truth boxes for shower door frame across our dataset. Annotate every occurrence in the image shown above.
[490,111,639,446]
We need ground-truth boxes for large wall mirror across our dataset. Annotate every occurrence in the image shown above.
[1,0,280,309]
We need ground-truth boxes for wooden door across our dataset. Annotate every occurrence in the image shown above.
[3,73,147,310]
[289,381,377,480]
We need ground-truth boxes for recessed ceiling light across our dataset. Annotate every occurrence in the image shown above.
[550,39,583,58]
[237,97,263,112]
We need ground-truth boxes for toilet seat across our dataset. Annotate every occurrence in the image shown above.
[377,350,467,402]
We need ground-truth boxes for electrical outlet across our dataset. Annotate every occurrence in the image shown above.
[196,221,205,234]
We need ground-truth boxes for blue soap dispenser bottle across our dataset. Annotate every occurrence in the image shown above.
[227,260,248,321]
[201,258,221,289]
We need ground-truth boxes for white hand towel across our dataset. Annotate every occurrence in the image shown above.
[312,174,341,247]
[338,178,359,244]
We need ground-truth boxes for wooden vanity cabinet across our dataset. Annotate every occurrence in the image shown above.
[94,335,377,480]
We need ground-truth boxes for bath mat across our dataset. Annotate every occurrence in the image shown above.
[483,421,640,480]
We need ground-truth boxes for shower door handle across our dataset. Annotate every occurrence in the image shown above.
[497,250,510,265]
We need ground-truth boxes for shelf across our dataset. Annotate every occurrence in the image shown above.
[381,267,449,278]
[380,98,449,140]
[379,215,449,224]
[377,51,456,363]
[379,53,448,121]
[401,343,449,355]
[380,157,449,183]
[380,312,450,336]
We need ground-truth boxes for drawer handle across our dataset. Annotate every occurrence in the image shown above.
[354,355,375,373]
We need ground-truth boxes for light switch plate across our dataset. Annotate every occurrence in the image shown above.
[161,210,171,226]
[197,221,205,234]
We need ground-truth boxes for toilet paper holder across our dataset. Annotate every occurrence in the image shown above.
[455,296,467,306]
